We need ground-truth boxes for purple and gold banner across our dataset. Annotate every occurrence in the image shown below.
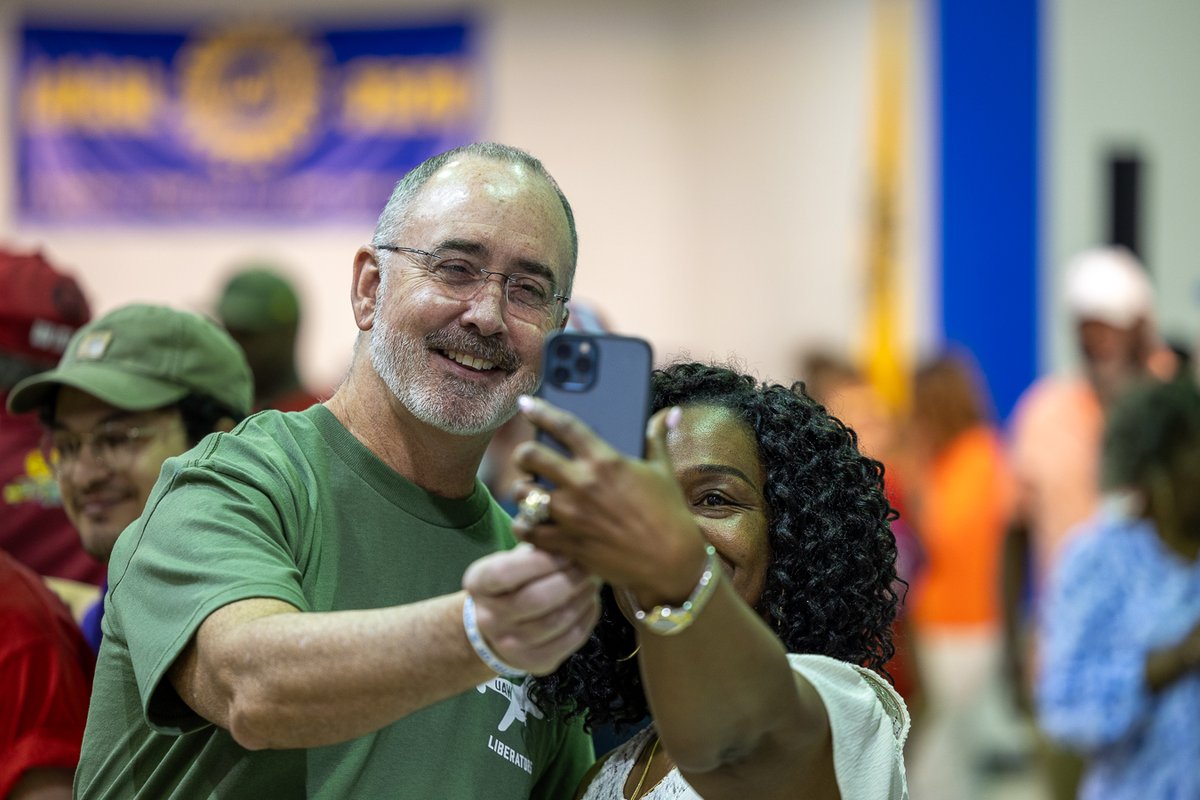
[17,21,479,224]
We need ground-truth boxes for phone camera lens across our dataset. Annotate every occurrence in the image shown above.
[575,356,593,374]
[555,342,574,360]
[552,366,571,385]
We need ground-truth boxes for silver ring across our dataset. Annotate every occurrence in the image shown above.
[517,487,552,526]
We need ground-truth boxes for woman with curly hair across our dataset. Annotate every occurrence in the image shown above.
[509,362,910,799]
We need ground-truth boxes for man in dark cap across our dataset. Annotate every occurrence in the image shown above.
[216,266,322,412]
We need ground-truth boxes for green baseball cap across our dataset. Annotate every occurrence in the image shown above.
[7,303,253,416]
[217,268,300,333]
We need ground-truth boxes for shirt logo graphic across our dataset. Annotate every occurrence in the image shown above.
[476,676,545,732]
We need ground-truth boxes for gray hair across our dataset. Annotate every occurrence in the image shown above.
[371,142,577,295]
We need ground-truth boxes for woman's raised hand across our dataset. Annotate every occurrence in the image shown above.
[511,396,709,606]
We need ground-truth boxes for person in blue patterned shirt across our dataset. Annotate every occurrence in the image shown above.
[1037,376,1200,800]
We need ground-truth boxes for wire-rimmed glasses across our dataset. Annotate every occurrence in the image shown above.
[377,245,569,325]
[40,421,178,475]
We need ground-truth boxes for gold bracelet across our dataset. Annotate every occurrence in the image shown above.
[627,545,719,636]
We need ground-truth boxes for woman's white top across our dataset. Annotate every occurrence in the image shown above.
[578,654,910,800]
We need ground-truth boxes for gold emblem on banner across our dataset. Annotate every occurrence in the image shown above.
[175,25,325,166]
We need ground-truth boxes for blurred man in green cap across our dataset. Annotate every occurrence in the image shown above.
[7,303,254,652]
[216,266,321,412]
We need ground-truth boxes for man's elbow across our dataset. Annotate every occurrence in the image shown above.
[224,685,292,751]
[220,674,358,751]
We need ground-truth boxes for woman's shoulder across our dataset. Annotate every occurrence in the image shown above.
[786,654,911,799]
[786,654,910,743]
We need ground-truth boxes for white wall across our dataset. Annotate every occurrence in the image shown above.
[0,0,932,391]
[1047,0,1200,371]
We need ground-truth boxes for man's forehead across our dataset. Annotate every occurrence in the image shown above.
[401,159,572,266]
[420,156,547,205]
[52,387,137,426]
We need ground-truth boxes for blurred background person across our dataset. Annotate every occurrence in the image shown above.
[903,349,1016,799]
[1037,375,1200,800]
[0,248,103,599]
[1002,246,1166,798]
[798,349,925,724]
[1,547,95,800]
[800,350,898,463]
[7,304,254,652]
[216,265,322,413]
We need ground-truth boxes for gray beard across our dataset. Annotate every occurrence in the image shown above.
[369,318,536,436]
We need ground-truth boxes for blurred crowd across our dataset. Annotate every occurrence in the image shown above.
[799,246,1198,800]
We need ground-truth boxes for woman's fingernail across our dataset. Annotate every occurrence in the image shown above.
[517,395,535,412]
[666,406,683,430]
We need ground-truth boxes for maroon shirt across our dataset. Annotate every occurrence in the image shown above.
[0,550,95,796]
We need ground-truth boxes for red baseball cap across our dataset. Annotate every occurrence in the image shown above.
[0,248,91,364]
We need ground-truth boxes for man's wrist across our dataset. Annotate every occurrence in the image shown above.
[462,595,529,680]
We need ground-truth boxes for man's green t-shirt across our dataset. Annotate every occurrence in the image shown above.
[75,405,592,798]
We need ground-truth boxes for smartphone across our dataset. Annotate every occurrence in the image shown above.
[534,332,654,462]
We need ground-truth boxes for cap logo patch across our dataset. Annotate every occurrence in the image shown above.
[75,331,113,361]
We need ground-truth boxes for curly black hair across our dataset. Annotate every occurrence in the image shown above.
[528,361,900,731]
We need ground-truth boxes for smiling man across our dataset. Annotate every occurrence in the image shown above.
[57,144,598,799]
[7,304,254,653]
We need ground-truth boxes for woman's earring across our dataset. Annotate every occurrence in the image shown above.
[616,644,641,662]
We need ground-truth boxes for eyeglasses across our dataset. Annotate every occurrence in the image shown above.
[377,245,569,325]
[41,421,178,475]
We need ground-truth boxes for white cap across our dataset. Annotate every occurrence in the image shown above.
[1064,246,1154,329]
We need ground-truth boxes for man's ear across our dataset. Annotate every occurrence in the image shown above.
[351,247,383,333]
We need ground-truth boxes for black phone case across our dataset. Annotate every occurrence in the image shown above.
[534,332,654,461]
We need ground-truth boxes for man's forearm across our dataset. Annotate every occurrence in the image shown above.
[171,592,493,750]
[171,546,600,751]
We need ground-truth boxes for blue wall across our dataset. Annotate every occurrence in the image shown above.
[937,0,1040,421]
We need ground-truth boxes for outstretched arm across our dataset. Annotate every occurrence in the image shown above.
[169,545,599,750]
[1146,619,1200,692]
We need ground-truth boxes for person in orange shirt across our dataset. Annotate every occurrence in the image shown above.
[904,349,1014,799]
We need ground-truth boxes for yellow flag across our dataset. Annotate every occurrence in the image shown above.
[863,0,910,413]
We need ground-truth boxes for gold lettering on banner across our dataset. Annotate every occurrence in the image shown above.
[176,25,326,165]
[20,56,165,133]
[340,58,473,133]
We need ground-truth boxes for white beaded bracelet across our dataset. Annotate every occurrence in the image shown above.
[462,594,529,680]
